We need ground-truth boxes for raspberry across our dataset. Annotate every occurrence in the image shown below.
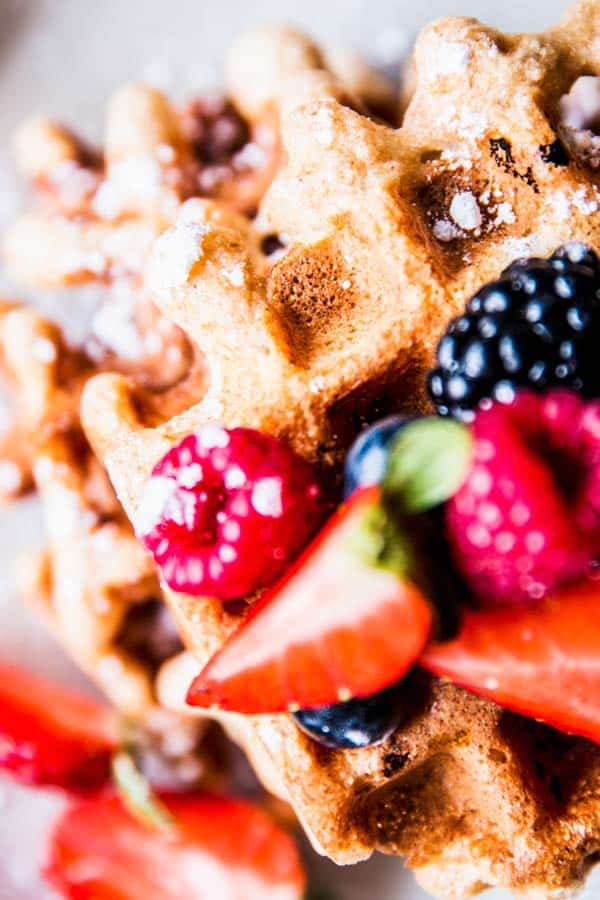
[428,243,600,421]
[447,390,600,607]
[136,425,325,600]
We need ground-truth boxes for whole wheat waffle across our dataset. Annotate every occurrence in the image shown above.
[77,3,600,897]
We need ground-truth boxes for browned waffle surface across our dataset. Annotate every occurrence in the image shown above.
[79,3,600,896]
[158,655,600,897]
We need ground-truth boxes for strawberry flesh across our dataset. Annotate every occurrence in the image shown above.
[187,487,433,713]
[421,578,600,743]
[0,662,117,791]
[44,791,306,900]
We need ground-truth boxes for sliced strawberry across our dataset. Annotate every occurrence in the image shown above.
[421,579,600,742]
[0,662,118,791]
[187,486,433,713]
[44,791,306,900]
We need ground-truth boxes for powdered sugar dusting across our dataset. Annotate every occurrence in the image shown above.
[559,76,600,168]
[87,280,146,362]
[234,142,267,170]
[573,188,599,215]
[433,219,461,242]
[495,202,516,226]
[502,236,535,261]
[197,423,229,450]
[92,156,163,221]
[309,375,326,394]
[436,42,471,76]
[32,337,57,364]
[314,106,335,148]
[548,190,571,221]
[450,191,482,231]
[224,262,245,287]
[251,477,283,517]
[0,461,24,495]
[560,76,600,131]
[148,222,209,294]
[438,104,487,140]
[135,475,180,536]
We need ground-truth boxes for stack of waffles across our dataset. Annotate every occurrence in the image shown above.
[0,27,396,819]
[5,5,600,897]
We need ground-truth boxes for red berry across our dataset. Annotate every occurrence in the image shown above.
[44,791,306,900]
[0,662,117,792]
[137,426,325,600]
[447,390,600,607]
[187,487,433,714]
[421,579,600,744]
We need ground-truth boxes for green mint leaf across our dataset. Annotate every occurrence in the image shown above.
[348,500,414,577]
[384,417,472,514]
[111,751,176,832]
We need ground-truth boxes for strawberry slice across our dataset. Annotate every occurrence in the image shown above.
[421,579,600,742]
[0,662,118,791]
[44,791,306,900]
[187,486,433,713]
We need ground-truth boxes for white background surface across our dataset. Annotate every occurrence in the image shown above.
[0,1,597,898]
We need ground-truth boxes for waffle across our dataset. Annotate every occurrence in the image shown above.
[0,27,395,787]
[5,5,600,896]
[0,300,34,503]
[77,4,600,897]
[0,302,225,788]
[2,26,393,291]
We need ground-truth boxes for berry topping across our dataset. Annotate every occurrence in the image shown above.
[44,791,306,900]
[137,425,324,601]
[421,579,600,745]
[344,415,408,497]
[447,390,600,607]
[0,662,117,792]
[293,679,409,749]
[187,486,433,713]
[428,243,600,421]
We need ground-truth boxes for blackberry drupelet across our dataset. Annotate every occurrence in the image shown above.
[428,242,600,421]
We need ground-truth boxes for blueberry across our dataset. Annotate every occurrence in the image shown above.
[292,680,408,749]
[344,415,408,498]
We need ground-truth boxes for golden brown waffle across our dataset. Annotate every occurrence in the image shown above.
[0,23,395,786]
[0,303,223,783]
[78,4,600,897]
[2,26,394,291]
[0,28,396,801]
[0,24,350,718]
[0,300,34,503]
[0,307,168,713]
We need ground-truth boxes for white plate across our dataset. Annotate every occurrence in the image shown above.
[1,1,597,897]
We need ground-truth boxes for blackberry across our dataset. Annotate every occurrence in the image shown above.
[428,242,600,421]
